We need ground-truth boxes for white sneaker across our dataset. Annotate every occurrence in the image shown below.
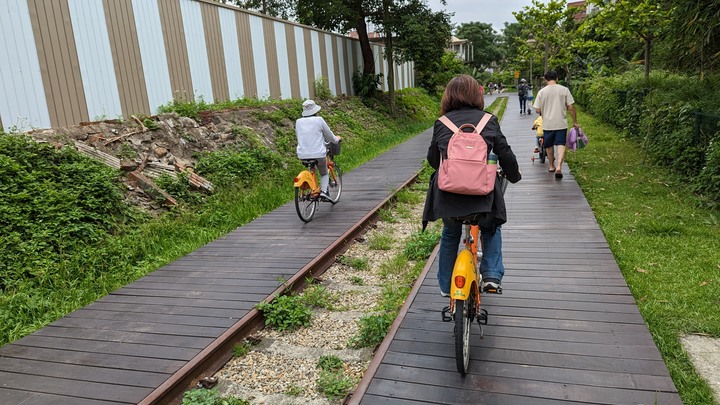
[319,190,331,201]
[481,278,502,294]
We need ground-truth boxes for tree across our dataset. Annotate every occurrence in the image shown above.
[660,0,720,78]
[513,0,581,83]
[298,0,452,103]
[390,2,453,92]
[456,22,503,71]
[296,0,378,77]
[586,0,672,80]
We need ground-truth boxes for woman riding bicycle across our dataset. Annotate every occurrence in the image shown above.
[295,99,341,201]
[423,75,522,296]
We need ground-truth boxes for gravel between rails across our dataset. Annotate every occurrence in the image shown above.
[214,196,436,404]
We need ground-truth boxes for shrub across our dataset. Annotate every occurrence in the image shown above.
[317,354,344,372]
[195,147,283,188]
[576,71,720,208]
[0,134,133,293]
[314,76,333,99]
[256,294,312,331]
[349,313,393,348]
[352,70,382,98]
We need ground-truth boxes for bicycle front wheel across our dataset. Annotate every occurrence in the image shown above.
[454,299,473,375]
[327,164,342,204]
[295,187,317,222]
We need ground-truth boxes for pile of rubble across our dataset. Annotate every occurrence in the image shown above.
[27,108,283,211]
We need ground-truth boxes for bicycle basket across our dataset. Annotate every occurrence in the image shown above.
[327,141,341,156]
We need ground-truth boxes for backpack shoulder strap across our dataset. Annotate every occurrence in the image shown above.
[438,115,459,133]
[474,113,492,134]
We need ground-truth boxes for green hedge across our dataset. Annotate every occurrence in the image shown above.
[574,71,720,208]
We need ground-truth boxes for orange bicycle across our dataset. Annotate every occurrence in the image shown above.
[441,171,507,375]
[293,142,342,222]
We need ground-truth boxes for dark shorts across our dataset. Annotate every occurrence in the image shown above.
[543,129,567,147]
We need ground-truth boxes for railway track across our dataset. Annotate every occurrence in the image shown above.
[140,174,424,404]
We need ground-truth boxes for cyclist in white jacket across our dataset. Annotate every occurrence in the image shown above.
[295,99,341,200]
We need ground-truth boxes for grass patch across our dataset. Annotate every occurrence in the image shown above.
[368,231,394,250]
[232,340,253,358]
[565,107,720,405]
[349,276,365,285]
[315,355,355,399]
[337,255,369,271]
[301,284,336,310]
[181,388,249,405]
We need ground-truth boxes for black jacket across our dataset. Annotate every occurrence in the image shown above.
[422,108,521,230]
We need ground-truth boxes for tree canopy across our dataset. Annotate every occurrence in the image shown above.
[455,22,503,71]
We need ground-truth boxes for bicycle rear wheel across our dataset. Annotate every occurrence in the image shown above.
[327,164,342,204]
[295,187,317,222]
[454,298,473,375]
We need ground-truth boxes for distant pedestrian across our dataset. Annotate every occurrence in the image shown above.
[532,71,578,179]
[518,79,530,115]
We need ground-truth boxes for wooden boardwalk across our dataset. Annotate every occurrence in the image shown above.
[0,127,431,404]
[0,94,682,404]
[351,96,682,404]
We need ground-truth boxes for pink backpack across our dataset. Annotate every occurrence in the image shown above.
[437,114,496,195]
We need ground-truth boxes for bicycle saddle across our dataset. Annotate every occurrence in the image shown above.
[449,213,488,225]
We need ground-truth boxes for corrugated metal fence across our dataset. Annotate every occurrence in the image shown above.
[0,0,414,130]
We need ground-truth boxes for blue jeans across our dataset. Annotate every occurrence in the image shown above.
[438,218,505,295]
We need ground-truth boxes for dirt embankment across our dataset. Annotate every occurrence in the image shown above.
[27,105,296,213]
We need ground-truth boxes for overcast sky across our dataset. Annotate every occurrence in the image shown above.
[424,0,547,34]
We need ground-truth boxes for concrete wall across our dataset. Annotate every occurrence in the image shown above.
[0,0,415,130]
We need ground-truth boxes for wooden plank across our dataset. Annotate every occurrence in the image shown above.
[0,370,149,404]
[34,326,212,349]
[14,335,197,361]
[0,345,184,374]
[64,309,237,329]
[48,317,228,338]
[0,356,167,388]
[369,365,682,404]
[363,379,588,405]
[94,294,260,309]
[0,389,119,405]
[381,351,676,391]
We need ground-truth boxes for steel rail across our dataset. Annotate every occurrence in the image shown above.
[139,170,422,405]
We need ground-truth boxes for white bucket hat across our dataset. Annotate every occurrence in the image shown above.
[301,99,322,117]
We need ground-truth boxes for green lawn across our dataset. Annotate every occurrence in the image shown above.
[565,108,720,405]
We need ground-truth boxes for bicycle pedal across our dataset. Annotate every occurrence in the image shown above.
[477,308,488,325]
[441,306,453,322]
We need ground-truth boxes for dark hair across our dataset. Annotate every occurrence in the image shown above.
[440,74,484,115]
[544,70,558,81]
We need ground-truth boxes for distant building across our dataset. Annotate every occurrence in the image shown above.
[348,31,473,64]
[449,36,474,64]
[567,1,596,21]
[348,31,382,41]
